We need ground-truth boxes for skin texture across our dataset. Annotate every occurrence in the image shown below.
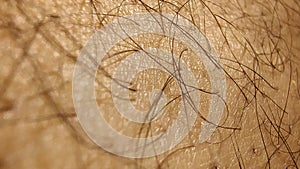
[0,0,300,168]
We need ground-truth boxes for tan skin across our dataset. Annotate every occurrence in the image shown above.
[0,0,300,168]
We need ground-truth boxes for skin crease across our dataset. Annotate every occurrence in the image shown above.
[0,0,300,168]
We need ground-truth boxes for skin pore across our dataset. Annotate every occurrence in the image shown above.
[0,0,300,168]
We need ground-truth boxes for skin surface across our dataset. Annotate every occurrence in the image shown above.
[0,0,300,168]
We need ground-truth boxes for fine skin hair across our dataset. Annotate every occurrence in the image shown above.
[0,0,300,169]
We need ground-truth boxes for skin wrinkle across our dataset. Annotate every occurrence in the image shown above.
[0,0,299,168]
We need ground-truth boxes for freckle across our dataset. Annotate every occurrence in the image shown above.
[0,98,14,113]
[0,159,4,168]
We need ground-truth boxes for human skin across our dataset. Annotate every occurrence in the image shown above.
[0,0,300,168]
